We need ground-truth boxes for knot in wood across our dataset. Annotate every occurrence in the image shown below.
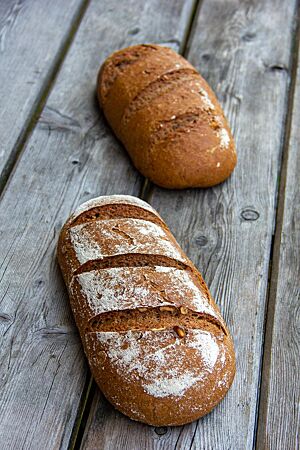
[195,235,208,246]
[154,427,168,436]
[241,209,259,221]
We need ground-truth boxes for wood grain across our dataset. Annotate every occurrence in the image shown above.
[0,0,196,448]
[0,0,86,188]
[150,1,298,449]
[79,0,298,449]
[256,23,300,450]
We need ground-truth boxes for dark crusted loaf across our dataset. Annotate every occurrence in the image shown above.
[57,195,236,426]
[97,45,237,189]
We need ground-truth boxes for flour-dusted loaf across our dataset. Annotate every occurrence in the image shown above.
[97,45,237,189]
[57,195,235,426]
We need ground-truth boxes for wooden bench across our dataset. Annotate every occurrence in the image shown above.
[0,1,299,448]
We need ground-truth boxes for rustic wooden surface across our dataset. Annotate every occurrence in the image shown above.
[0,0,86,189]
[0,0,299,449]
[256,24,300,450]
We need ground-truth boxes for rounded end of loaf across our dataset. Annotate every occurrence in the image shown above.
[97,44,167,111]
[67,194,161,224]
[84,328,236,427]
[135,127,237,189]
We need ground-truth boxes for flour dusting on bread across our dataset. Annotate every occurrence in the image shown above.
[69,218,186,265]
[86,330,224,398]
[218,128,230,149]
[74,266,222,320]
[198,87,215,111]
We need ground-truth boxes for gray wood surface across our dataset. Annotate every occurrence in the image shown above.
[0,0,196,449]
[0,0,85,188]
[79,1,299,449]
[256,31,300,450]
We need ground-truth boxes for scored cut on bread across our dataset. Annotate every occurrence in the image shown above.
[98,45,237,189]
[57,195,235,426]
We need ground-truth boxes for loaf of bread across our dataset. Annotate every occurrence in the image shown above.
[57,195,235,426]
[98,45,237,189]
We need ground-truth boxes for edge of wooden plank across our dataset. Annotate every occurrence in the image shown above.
[0,0,90,196]
[178,0,203,54]
[68,376,94,450]
[255,4,300,448]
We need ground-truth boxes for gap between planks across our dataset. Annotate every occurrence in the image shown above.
[67,1,202,448]
[0,0,90,199]
[255,4,300,449]
[68,376,95,450]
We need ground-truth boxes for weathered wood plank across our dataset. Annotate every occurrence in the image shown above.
[0,0,86,188]
[256,25,300,450]
[149,1,298,449]
[79,0,298,449]
[0,1,196,448]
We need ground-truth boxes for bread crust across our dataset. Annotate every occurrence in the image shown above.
[57,195,236,426]
[98,45,237,189]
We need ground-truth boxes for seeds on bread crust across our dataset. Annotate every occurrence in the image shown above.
[174,326,186,338]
